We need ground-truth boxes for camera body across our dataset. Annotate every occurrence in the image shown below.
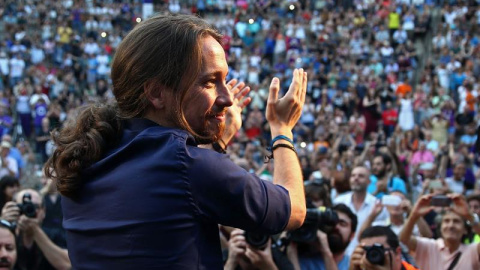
[17,193,37,218]
[364,244,386,265]
[288,207,339,243]
[430,195,452,207]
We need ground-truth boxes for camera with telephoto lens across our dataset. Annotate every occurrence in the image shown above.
[364,244,386,265]
[244,231,270,250]
[17,193,37,218]
[287,207,339,243]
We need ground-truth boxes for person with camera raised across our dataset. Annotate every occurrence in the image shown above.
[1,189,70,270]
[224,228,294,270]
[350,226,419,270]
[287,204,358,270]
[399,193,480,270]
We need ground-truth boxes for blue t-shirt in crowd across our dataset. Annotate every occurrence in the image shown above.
[299,254,350,270]
[368,175,407,198]
[62,118,291,270]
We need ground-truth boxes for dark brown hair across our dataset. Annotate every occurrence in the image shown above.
[45,14,222,198]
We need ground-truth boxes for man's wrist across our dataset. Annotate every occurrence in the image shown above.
[270,128,293,140]
[409,211,422,221]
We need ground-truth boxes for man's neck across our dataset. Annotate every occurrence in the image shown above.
[333,252,345,264]
[444,238,462,253]
[352,191,367,211]
[390,214,404,225]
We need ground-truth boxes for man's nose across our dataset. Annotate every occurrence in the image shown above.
[216,82,233,107]
[0,247,9,258]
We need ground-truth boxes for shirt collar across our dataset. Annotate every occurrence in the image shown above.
[437,238,465,253]
[349,192,374,207]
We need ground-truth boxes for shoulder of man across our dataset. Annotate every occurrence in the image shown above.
[333,191,353,204]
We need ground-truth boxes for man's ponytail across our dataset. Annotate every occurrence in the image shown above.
[44,103,123,198]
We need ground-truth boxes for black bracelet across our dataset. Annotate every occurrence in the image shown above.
[212,141,226,154]
[264,143,297,163]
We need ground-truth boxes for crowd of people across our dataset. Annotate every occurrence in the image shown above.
[0,0,479,269]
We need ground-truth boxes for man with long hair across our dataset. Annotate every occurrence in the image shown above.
[45,14,307,269]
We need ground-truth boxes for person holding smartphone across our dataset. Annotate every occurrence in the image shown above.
[399,194,480,270]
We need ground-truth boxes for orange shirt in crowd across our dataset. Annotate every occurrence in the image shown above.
[396,83,412,97]
[465,90,475,112]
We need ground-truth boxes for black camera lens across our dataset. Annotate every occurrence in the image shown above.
[364,244,385,265]
[288,207,339,243]
[244,231,269,250]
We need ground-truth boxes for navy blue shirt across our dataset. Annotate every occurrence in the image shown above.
[62,118,291,270]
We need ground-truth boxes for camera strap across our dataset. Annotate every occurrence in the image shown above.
[447,252,462,270]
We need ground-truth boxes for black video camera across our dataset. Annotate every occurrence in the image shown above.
[363,244,387,265]
[244,231,270,250]
[17,193,37,218]
[288,207,339,243]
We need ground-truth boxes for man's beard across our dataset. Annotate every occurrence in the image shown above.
[375,168,386,178]
[350,183,366,192]
[327,232,349,254]
[0,257,12,270]
[194,116,226,145]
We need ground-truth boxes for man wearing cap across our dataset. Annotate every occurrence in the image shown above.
[0,142,17,180]
[1,135,23,179]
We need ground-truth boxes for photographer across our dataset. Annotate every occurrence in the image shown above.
[1,189,70,270]
[224,228,293,270]
[287,204,357,270]
[399,193,480,270]
[350,226,418,270]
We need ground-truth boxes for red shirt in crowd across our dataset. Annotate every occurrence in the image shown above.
[382,108,398,126]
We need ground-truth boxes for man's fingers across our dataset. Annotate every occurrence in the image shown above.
[295,68,304,99]
[300,71,307,103]
[268,77,280,104]
[232,81,245,95]
[227,79,238,91]
[235,85,250,100]
[240,97,252,109]
[286,68,301,99]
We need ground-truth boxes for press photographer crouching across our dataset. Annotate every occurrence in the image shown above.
[286,180,358,270]
[1,189,70,270]
[349,226,419,270]
[224,228,295,270]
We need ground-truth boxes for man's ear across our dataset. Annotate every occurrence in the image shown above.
[144,79,168,110]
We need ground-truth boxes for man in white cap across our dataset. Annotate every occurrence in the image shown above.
[0,141,18,179]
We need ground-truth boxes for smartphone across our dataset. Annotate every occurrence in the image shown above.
[430,195,452,207]
[382,195,402,206]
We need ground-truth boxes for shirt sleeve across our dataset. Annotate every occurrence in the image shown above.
[392,178,407,194]
[184,147,291,234]
[7,157,18,176]
[413,237,437,269]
